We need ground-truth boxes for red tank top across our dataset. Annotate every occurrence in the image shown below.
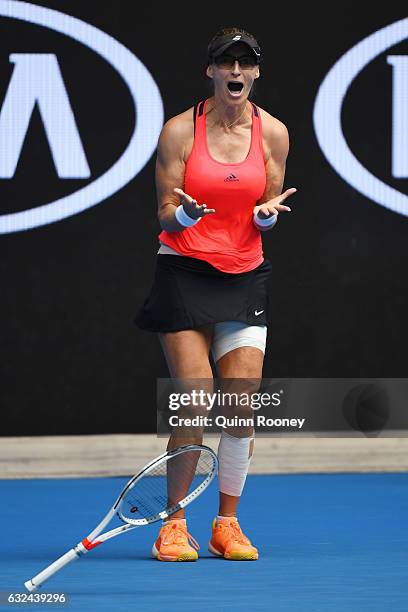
[159,98,267,274]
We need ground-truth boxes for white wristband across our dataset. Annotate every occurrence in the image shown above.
[254,211,277,228]
[175,205,201,228]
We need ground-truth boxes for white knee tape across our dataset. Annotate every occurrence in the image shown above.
[217,430,254,497]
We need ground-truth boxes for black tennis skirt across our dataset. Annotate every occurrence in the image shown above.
[134,255,272,333]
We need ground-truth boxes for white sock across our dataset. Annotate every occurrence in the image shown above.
[216,515,238,524]
[163,517,186,525]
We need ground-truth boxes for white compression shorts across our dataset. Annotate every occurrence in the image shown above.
[211,321,267,363]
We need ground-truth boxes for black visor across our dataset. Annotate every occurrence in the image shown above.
[207,33,261,64]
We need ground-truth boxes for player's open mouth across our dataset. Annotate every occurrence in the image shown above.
[227,82,244,96]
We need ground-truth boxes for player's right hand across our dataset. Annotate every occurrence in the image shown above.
[174,188,216,220]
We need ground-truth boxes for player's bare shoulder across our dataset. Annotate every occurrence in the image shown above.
[158,107,195,162]
[257,107,289,162]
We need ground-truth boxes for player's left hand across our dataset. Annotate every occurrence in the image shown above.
[254,187,297,219]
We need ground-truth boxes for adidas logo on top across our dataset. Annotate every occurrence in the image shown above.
[224,173,239,182]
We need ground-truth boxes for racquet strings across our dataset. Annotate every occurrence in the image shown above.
[120,448,214,522]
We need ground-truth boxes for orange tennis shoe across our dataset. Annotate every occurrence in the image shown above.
[152,519,199,562]
[208,516,259,560]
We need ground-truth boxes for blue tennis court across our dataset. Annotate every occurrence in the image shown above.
[2,473,407,611]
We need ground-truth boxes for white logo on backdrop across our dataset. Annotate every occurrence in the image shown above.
[313,17,408,217]
[0,54,90,179]
[0,0,164,234]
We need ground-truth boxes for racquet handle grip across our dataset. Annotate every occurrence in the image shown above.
[24,548,79,592]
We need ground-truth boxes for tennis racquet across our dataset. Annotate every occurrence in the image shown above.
[24,444,217,592]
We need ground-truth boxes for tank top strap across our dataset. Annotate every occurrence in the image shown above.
[190,100,207,158]
[193,100,205,135]
[249,101,266,163]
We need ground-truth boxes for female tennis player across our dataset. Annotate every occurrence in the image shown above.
[135,26,296,561]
